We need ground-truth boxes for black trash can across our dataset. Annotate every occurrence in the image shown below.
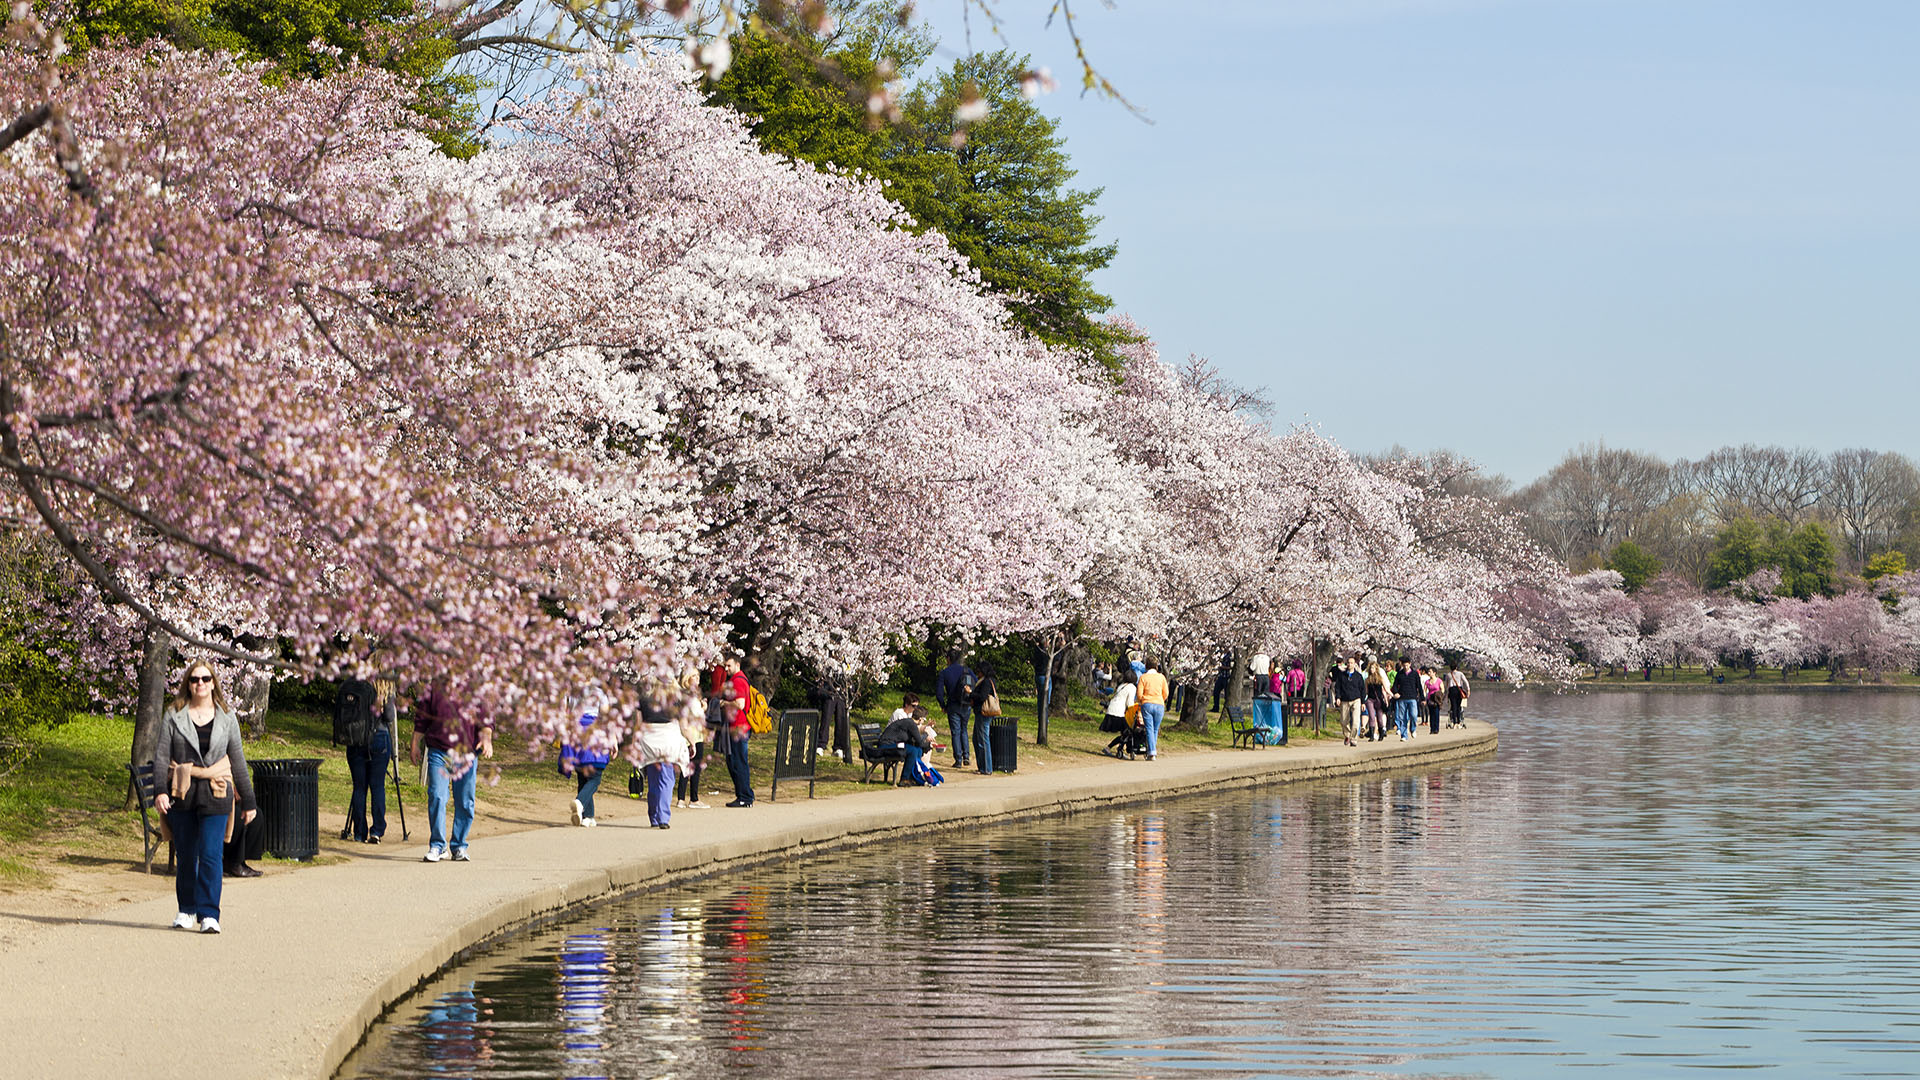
[990,720,1018,773]
[249,758,321,860]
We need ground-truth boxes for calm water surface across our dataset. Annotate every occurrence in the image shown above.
[340,692,1920,1078]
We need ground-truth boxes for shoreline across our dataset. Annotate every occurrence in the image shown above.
[1,722,1496,1080]
[1487,680,1920,695]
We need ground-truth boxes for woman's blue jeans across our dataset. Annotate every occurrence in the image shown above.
[1140,701,1166,756]
[167,806,227,920]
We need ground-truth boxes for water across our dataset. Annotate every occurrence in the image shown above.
[340,691,1920,1078]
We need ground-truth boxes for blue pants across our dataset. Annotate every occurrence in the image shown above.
[945,708,971,767]
[1393,698,1418,738]
[644,762,675,825]
[973,712,994,774]
[1140,701,1166,756]
[167,807,227,921]
[575,766,603,820]
[346,728,390,841]
[724,728,753,805]
[426,748,478,855]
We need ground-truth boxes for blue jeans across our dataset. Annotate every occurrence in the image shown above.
[724,728,753,805]
[643,762,674,825]
[972,712,994,774]
[1139,701,1166,756]
[167,806,227,920]
[426,748,477,855]
[1393,698,1417,738]
[945,708,971,767]
[575,766,603,819]
[346,728,391,840]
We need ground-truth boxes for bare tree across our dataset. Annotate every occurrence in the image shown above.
[1826,449,1920,565]
[1677,444,1828,526]
[1508,443,1670,567]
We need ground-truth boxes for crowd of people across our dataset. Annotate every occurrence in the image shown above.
[153,643,1474,934]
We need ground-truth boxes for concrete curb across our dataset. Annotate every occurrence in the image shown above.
[1,722,1495,1080]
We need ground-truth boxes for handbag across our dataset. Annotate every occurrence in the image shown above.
[978,688,1002,718]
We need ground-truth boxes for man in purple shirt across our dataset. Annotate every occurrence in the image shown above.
[409,681,494,863]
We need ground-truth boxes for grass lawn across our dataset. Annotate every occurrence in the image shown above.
[0,683,1338,882]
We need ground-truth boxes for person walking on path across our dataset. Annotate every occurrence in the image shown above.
[152,660,258,933]
[1422,666,1445,734]
[561,691,612,828]
[1364,659,1391,742]
[935,648,974,770]
[1332,656,1364,747]
[635,688,692,828]
[1137,658,1169,761]
[1447,666,1471,728]
[411,681,493,862]
[716,655,755,807]
[970,660,1000,775]
[1391,660,1423,741]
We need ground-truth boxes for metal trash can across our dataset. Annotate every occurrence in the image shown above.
[249,758,321,860]
[990,720,1018,773]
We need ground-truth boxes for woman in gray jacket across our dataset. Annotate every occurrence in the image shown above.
[152,660,257,933]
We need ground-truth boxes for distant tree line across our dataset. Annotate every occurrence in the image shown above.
[1495,444,1920,600]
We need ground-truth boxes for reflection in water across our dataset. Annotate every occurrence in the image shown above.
[341,692,1920,1078]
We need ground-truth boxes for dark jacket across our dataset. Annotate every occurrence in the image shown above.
[1332,668,1366,702]
[880,716,929,751]
[936,662,974,714]
[1392,668,1424,700]
[413,687,491,752]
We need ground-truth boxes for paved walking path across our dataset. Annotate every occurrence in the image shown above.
[0,722,1495,1080]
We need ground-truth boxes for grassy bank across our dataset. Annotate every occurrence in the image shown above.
[0,686,1334,884]
[1573,665,1920,690]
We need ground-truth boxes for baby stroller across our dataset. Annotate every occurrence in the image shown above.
[1102,706,1148,760]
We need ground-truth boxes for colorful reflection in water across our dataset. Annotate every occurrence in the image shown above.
[341,691,1920,1078]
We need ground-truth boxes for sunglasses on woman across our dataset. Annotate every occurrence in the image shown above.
[187,675,213,685]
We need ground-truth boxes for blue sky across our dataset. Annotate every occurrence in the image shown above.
[915,0,1920,485]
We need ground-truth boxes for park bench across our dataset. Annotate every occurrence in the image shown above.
[855,722,904,784]
[127,761,174,875]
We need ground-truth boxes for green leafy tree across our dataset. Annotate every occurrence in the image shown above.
[1705,517,1769,591]
[1605,540,1662,592]
[1774,520,1837,599]
[899,50,1127,367]
[1864,550,1906,582]
[1706,516,1837,598]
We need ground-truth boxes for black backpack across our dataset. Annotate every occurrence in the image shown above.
[333,680,377,747]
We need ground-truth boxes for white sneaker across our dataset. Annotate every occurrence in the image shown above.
[570,798,584,827]
[423,848,445,863]
[198,918,221,934]
[688,801,711,809]
[451,848,471,861]
[172,912,197,931]
[582,818,596,828]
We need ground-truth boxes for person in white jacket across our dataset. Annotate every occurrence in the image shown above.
[1102,676,1139,759]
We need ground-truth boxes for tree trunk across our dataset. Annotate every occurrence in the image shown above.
[1224,639,1255,713]
[1176,675,1209,732]
[233,668,272,737]
[1306,637,1332,735]
[129,625,174,792]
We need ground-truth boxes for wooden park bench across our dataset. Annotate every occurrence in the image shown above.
[855,722,904,784]
[127,761,174,875]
